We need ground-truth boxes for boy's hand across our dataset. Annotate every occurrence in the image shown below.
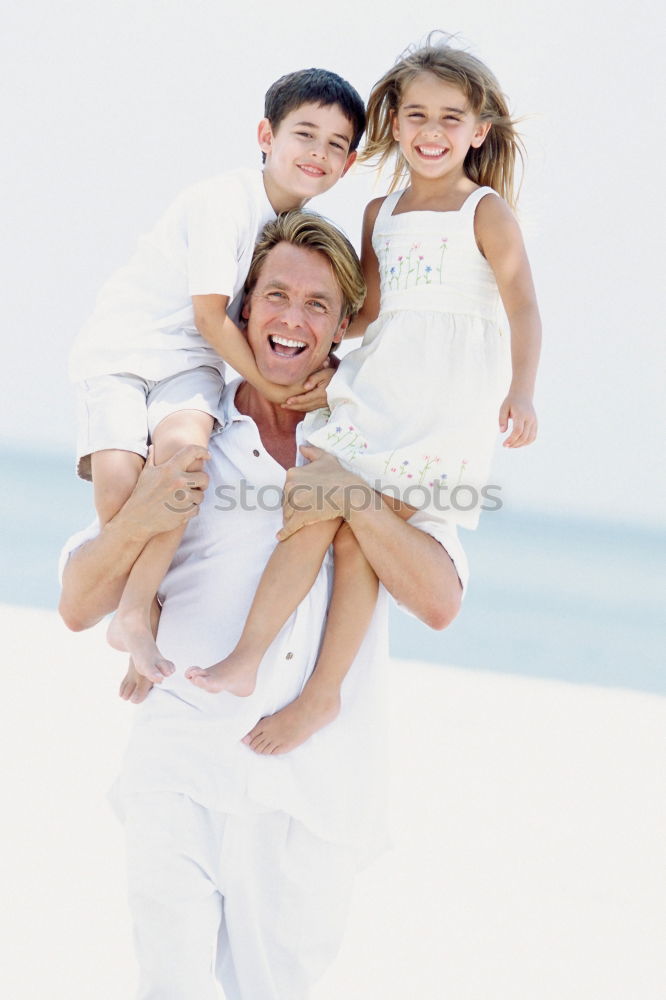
[281,360,337,412]
[499,392,538,447]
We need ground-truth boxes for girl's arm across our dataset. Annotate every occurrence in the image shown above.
[193,295,332,407]
[344,197,383,339]
[475,195,542,447]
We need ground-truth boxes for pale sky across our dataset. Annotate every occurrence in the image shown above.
[3,0,664,527]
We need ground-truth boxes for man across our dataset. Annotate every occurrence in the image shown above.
[59,211,468,999]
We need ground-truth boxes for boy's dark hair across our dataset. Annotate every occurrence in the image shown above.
[262,68,366,163]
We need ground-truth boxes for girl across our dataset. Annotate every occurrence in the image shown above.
[186,37,541,753]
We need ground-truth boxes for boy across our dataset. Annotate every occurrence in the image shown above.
[70,68,365,697]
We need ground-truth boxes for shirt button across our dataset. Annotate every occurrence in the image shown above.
[285,652,294,660]
[252,449,260,457]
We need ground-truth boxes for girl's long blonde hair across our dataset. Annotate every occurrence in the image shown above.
[360,34,524,207]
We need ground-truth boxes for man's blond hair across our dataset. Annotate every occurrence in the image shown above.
[245,211,366,320]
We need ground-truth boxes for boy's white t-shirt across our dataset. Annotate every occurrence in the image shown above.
[69,167,276,383]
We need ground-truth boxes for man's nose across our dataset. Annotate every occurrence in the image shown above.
[280,301,307,328]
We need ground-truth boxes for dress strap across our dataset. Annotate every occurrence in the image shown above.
[460,186,500,215]
[373,188,405,229]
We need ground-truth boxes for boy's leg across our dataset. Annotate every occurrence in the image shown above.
[107,408,213,682]
[91,449,145,526]
[185,517,343,695]
[118,598,162,704]
[242,522,379,755]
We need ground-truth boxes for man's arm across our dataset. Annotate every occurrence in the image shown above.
[58,445,210,631]
[279,447,462,629]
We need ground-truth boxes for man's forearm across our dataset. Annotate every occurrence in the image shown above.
[59,513,152,631]
[59,444,210,632]
[282,448,462,628]
[345,497,461,630]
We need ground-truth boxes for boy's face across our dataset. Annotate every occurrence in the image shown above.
[259,102,356,208]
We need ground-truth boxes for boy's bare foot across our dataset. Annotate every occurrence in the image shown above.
[242,684,341,755]
[119,659,154,704]
[107,611,175,684]
[184,649,259,696]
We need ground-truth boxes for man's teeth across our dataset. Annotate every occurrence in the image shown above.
[270,335,307,348]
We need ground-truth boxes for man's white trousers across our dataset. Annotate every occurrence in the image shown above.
[123,791,357,1000]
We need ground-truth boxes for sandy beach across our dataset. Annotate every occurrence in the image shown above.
[2,601,664,999]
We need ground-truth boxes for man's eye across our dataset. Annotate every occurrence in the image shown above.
[308,301,326,311]
[267,291,286,300]
[296,131,312,139]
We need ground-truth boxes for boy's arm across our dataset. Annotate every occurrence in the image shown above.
[193,295,329,407]
[475,194,542,447]
[193,294,303,403]
[344,198,383,339]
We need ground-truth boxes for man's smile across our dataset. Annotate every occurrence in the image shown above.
[268,334,308,357]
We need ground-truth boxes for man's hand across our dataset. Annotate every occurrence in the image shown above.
[123,444,211,537]
[499,392,538,448]
[278,445,373,541]
[281,357,338,413]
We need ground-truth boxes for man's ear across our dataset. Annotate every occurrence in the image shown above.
[257,118,274,158]
[341,150,357,178]
[241,295,251,321]
[333,316,350,343]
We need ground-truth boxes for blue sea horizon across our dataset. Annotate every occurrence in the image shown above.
[5,447,664,696]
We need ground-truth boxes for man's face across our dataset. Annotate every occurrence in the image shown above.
[242,242,349,387]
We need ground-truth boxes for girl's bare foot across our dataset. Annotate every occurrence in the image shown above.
[184,649,259,696]
[107,611,175,684]
[118,659,154,704]
[242,684,341,755]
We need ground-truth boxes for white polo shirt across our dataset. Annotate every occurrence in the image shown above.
[69,168,276,383]
[61,381,469,862]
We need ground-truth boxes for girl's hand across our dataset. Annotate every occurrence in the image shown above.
[280,358,338,413]
[499,393,538,447]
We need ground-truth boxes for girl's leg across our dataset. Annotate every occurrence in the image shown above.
[242,522,379,755]
[185,517,344,695]
[107,409,213,683]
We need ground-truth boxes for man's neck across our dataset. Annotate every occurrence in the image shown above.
[235,381,301,469]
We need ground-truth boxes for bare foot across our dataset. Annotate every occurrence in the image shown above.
[107,611,175,684]
[119,659,154,704]
[184,648,259,696]
[242,684,341,755]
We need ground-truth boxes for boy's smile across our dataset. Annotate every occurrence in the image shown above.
[260,103,356,212]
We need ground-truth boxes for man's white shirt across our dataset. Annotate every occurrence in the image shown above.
[61,381,469,863]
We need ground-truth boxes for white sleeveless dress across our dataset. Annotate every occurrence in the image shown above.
[304,186,510,529]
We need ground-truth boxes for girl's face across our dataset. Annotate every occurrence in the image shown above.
[391,72,490,183]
